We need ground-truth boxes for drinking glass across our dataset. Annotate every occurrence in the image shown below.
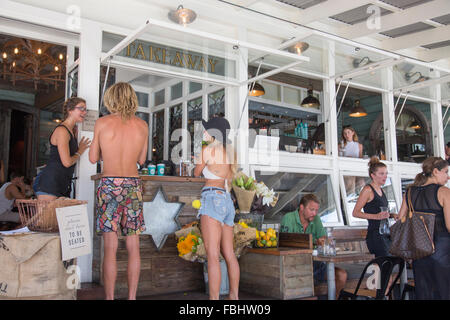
[379,206,390,235]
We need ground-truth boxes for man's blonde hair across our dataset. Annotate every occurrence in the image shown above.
[103,82,138,120]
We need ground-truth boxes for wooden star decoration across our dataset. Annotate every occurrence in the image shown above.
[141,187,184,251]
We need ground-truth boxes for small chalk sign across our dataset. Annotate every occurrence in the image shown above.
[81,110,98,132]
[56,204,92,261]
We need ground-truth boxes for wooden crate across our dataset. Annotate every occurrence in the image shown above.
[239,247,314,300]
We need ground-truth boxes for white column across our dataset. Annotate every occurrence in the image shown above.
[228,28,249,175]
[430,70,445,158]
[381,67,398,162]
[323,40,344,226]
[75,19,102,283]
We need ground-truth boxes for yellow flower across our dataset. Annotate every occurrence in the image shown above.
[177,232,199,256]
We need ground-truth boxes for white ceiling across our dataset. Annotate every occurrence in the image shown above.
[225,0,450,66]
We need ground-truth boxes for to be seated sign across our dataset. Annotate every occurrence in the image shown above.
[56,204,92,261]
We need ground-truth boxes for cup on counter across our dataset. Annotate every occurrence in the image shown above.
[157,163,165,176]
[148,164,156,176]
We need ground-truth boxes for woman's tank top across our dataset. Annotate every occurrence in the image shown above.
[342,141,360,158]
[408,184,448,237]
[36,125,78,197]
[363,184,388,232]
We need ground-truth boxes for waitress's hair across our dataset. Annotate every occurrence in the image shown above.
[342,125,359,144]
[368,156,386,180]
[413,157,448,186]
[63,97,86,120]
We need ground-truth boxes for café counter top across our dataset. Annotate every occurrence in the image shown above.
[90,174,206,182]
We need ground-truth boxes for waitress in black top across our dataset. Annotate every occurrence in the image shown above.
[33,97,91,200]
[353,157,394,257]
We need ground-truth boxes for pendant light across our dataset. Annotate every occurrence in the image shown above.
[409,120,421,130]
[248,82,265,97]
[349,99,368,118]
[168,5,197,25]
[301,85,320,108]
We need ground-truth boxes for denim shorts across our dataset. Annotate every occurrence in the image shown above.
[197,187,235,227]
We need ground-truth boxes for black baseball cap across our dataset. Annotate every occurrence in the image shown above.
[202,117,232,144]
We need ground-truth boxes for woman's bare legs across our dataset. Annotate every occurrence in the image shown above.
[201,215,222,300]
[220,224,239,300]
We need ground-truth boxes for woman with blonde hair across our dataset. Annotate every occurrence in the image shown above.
[194,117,239,300]
[353,157,392,257]
[340,125,363,158]
[397,157,450,299]
[33,97,91,199]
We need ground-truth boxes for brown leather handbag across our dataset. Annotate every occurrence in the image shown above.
[389,188,435,260]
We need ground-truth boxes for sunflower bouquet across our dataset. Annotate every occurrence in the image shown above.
[175,222,207,262]
[177,232,202,257]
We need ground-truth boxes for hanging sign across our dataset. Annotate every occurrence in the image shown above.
[81,110,98,132]
[56,204,92,261]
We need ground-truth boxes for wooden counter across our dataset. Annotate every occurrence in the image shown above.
[90,174,207,299]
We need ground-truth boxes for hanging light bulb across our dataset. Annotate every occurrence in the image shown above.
[59,53,64,60]
[54,65,59,71]
[287,42,309,55]
[12,61,16,68]
[2,52,7,59]
[14,48,19,54]
[409,120,421,130]
[37,48,42,55]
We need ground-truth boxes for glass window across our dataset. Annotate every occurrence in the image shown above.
[396,100,433,163]
[443,105,450,145]
[208,89,225,118]
[338,92,384,159]
[136,112,149,125]
[261,81,281,102]
[136,92,149,108]
[189,82,202,94]
[401,178,415,194]
[169,104,183,162]
[171,82,183,101]
[283,87,301,106]
[152,110,164,163]
[248,100,321,152]
[188,97,203,158]
[154,89,165,106]
[341,174,398,226]
[254,170,341,225]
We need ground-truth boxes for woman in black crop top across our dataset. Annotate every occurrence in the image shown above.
[33,97,91,199]
[353,157,396,257]
[397,157,450,300]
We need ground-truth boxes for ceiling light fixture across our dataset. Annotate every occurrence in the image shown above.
[301,85,320,108]
[349,99,368,118]
[286,42,309,55]
[168,5,197,25]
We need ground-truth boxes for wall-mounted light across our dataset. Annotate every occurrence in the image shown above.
[405,71,429,84]
[301,85,320,108]
[353,56,373,68]
[349,99,368,118]
[286,42,309,55]
[168,5,197,25]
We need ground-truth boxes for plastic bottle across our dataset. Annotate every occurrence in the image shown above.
[304,122,308,140]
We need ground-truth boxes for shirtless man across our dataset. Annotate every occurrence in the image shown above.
[89,82,148,300]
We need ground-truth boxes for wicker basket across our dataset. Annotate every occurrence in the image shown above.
[17,198,87,233]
